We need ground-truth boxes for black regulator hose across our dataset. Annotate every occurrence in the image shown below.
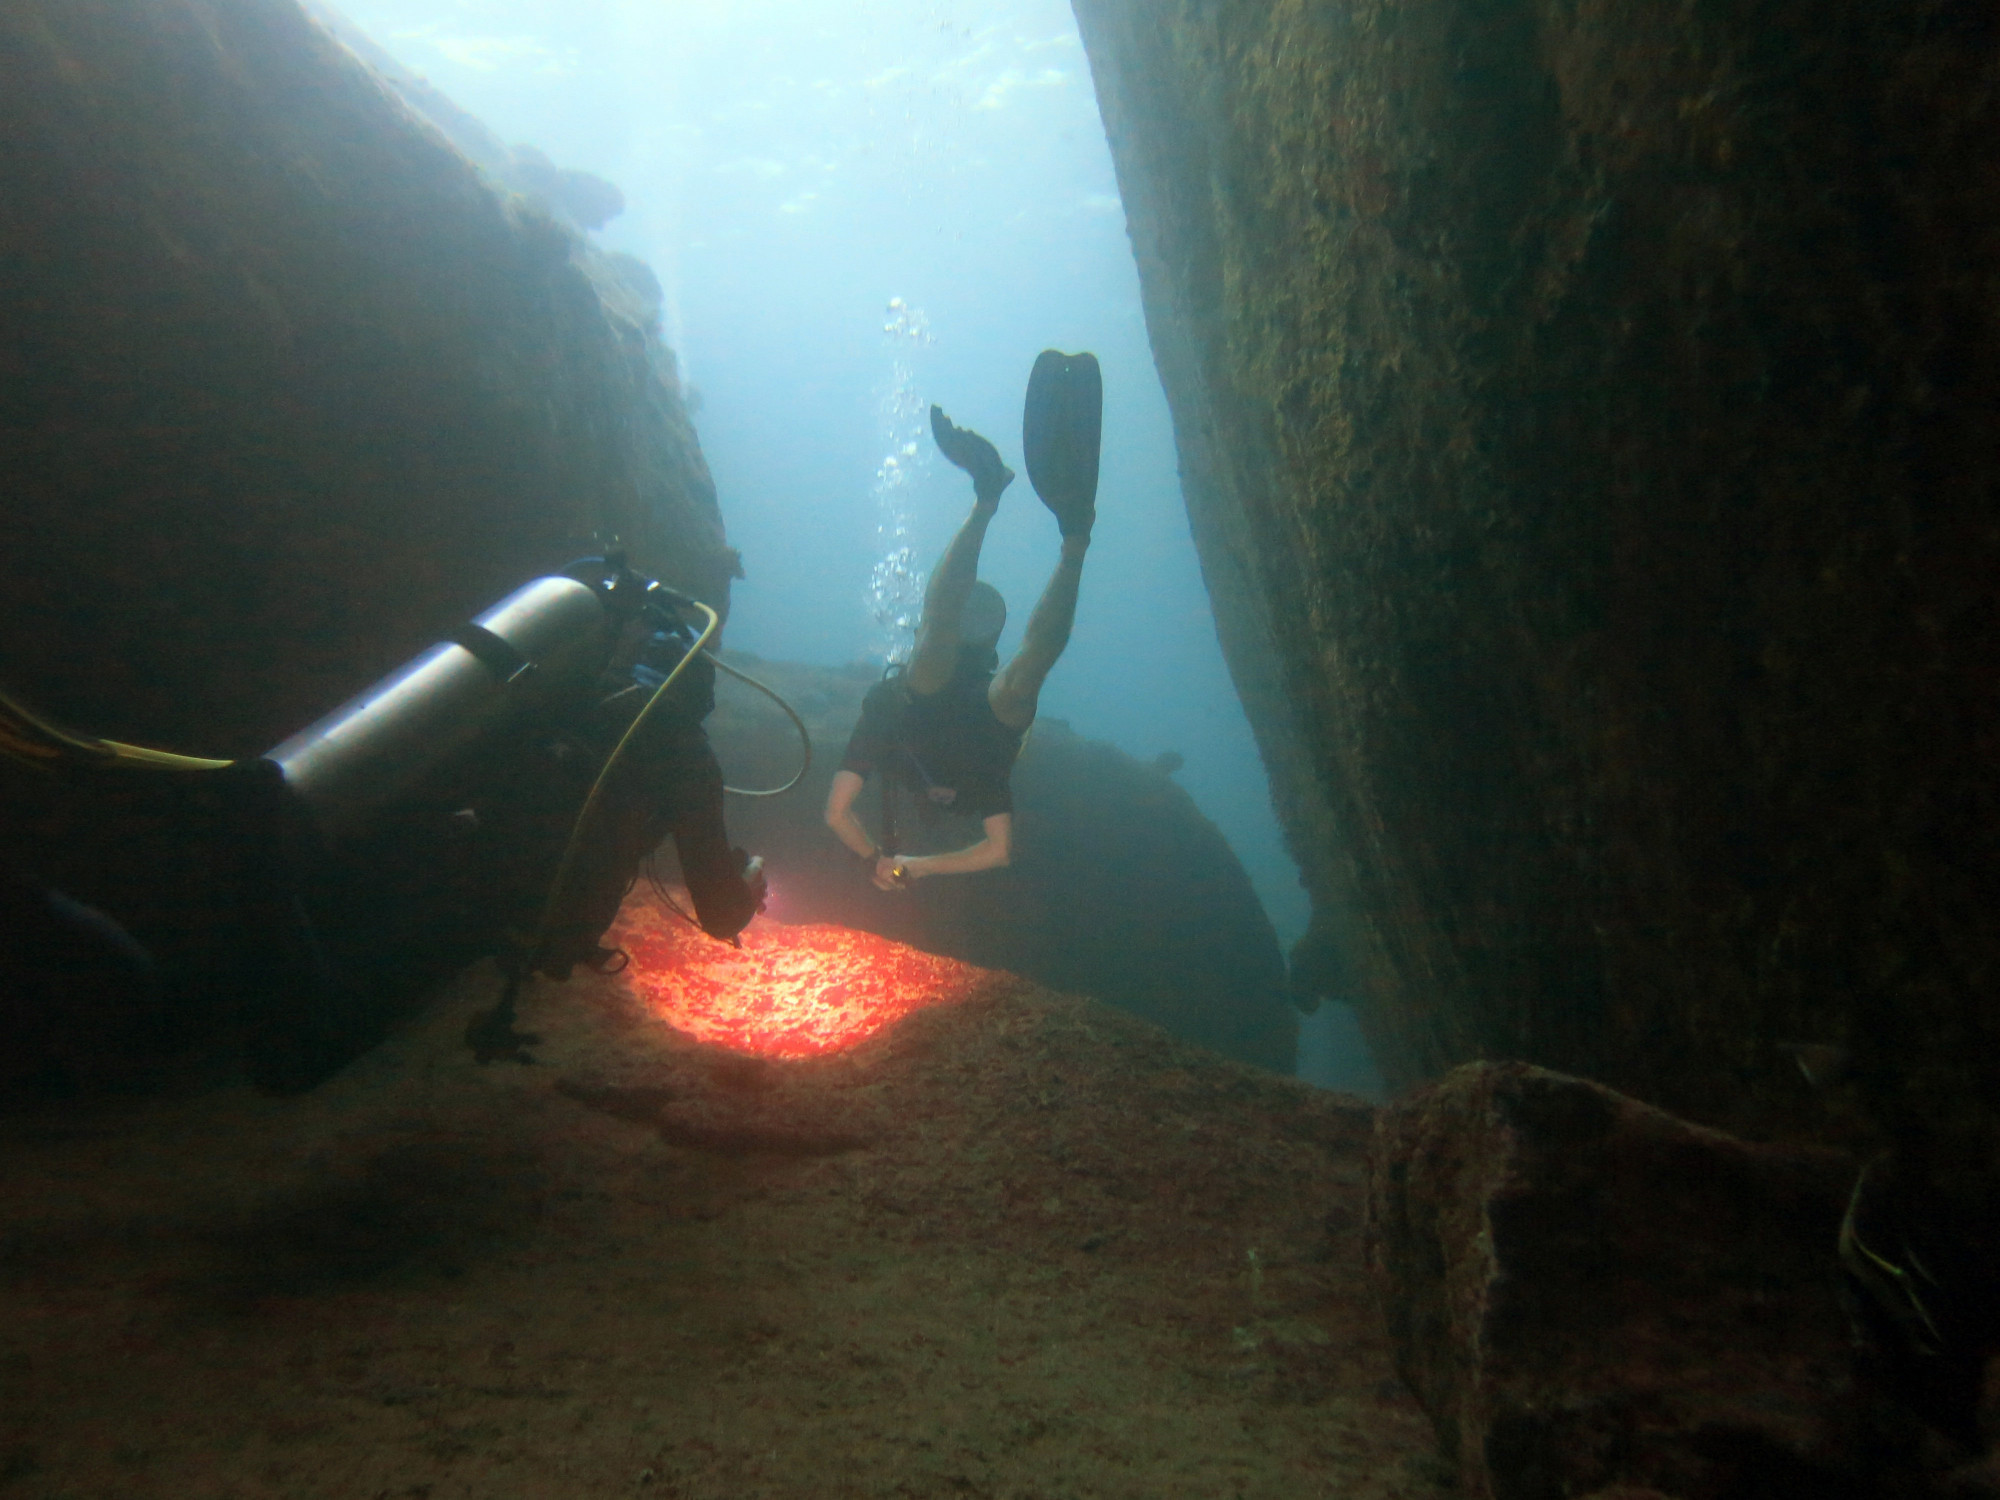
[556,555,812,797]
[710,652,812,797]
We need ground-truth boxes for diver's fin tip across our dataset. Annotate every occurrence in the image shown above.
[1022,349,1104,526]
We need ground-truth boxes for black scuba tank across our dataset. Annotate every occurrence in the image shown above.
[267,576,612,847]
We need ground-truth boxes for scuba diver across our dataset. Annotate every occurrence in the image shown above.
[520,579,768,971]
[458,560,777,1064]
[1,548,797,1089]
[826,349,1101,891]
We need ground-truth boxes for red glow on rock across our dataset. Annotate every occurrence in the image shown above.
[607,887,987,1058]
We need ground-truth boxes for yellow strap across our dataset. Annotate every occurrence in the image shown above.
[0,719,66,766]
[100,740,235,771]
[0,686,231,773]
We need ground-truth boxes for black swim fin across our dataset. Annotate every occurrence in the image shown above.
[930,405,1014,502]
[1022,349,1102,537]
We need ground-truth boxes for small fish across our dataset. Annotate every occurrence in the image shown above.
[1777,1040,1850,1088]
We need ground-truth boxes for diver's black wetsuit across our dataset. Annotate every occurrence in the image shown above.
[841,647,1026,822]
[536,614,760,957]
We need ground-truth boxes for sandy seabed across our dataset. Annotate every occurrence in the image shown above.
[1,903,1448,1499]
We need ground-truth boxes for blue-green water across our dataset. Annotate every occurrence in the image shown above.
[327,0,1379,1093]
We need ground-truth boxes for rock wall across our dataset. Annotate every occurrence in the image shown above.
[704,655,1298,1074]
[0,0,732,1074]
[1368,1063,1859,1498]
[0,0,732,762]
[1070,0,2000,1176]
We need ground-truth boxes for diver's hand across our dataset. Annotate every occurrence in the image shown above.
[872,855,914,892]
[930,405,1014,504]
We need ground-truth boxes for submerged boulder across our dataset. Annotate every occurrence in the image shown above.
[703,655,1297,1073]
[305,3,633,236]
[0,0,724,1073]
[1070,0,2000,1212]
[0,0,727,761]
[1367,1062,1861,1499]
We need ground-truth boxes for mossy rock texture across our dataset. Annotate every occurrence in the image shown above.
[0,0,729,1058]
[1072,0,2000,1187]
[0,0,731,761]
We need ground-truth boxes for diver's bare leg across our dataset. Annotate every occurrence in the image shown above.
[907,497,996,694]
[990,533,1087,728]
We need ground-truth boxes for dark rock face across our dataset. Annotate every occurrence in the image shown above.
[1069,0,2000,1175]
[1367,1062,1860,1499]
[303,3,632,237]
[0,0,728,1078]
[703,656,1297,1073]
[0,0,730,762]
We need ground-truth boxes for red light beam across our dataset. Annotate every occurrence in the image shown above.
[608,887,988,1058]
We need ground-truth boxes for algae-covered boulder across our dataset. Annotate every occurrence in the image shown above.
[0,0,727,1074]
[0,0,729,761]
[1071,0,2000,1186]
[704,656,1296,1073]
[1369,1063,1859,1498]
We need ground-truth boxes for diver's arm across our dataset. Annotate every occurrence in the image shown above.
[888,813,1012,882]
[825,769,882,860]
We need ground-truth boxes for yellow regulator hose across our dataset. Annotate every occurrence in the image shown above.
[522,598,722,965]
[0,686,234,774]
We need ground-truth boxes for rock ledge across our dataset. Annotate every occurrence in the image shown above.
[1368,1061,1859,1499]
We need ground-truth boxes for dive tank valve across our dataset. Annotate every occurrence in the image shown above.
[268,576,610,846]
